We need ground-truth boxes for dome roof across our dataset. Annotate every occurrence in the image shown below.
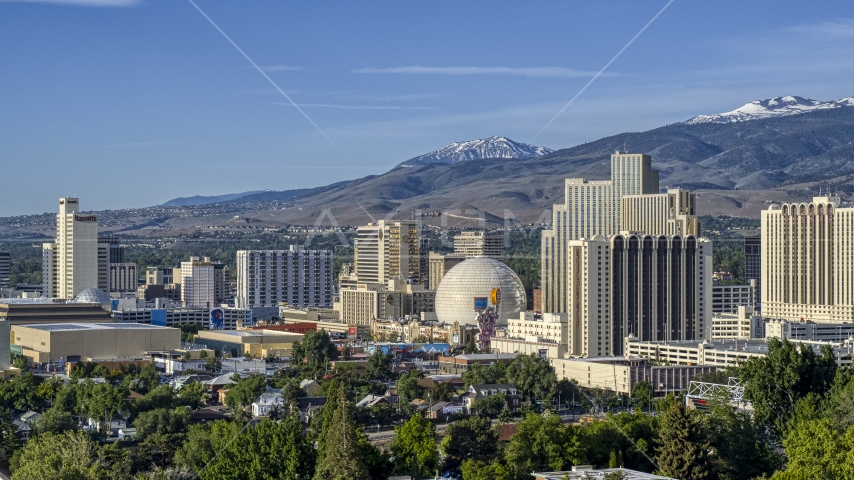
[73,288,113,308]
[435,257,526,326]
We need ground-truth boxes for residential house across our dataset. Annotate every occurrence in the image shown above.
[463,384,522,415]
[117,428,137,441]
[204,374,237,397]
[299,379,321,396]
[356,394,392,409]
[251,387,285,417]
[87,417,128,435]
[426,400,464,420]
[13,411,41,439]
[296,397,327,423]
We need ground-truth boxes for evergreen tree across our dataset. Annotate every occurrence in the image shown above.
[390,414,439,479]
[440,415,499,472]
[313,389,369,480]
[655,403,715,480]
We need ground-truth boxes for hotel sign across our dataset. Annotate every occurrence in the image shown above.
[74,214,97,222]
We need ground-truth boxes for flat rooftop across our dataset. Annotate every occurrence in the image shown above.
[18,323,176,332]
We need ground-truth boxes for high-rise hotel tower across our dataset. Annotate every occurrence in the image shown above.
[762,196,854,323]
[42,198,99,299]
[541,152,701,313]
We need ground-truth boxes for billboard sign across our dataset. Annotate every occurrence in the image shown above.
[209,308,225,330]
[473,297,488,310]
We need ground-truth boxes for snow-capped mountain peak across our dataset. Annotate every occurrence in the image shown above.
[685,95,854,124]
[396,136,553,168]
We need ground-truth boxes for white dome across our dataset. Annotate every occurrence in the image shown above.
[73,288,112,309]
[435,257,526,326]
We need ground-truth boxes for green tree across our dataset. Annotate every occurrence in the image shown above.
[11,354,26,370]
[224,375,267,410]
[472,393,506,418]
[460,458,511,480]
[777,417,854,479]
[705,403,777,480]
[390,414,439,479]
[0,373,45,412]
[503,412,568,476]
[463,339,478,354]
[175,381,208,409]
[291,330,338,375]
[441,415,499,472]
[396,370,425,405]
[655,403,715,480]
[431,381,457,402]
[0,410,20,462]
[134,432,180,471]
[134,406,192,440]
[33,407,76,435]
[630,381,653,409]
[136,363,162,394]
[365,350,394,381]
[205,357,221,373]
[506,354,557,404]
[357,434,394,480]
[462,361,509,387]
[174,420,242,474]
[202,416,315,480]
[12,430,102,480]
[740,338,837,437]
[313,388,369,480]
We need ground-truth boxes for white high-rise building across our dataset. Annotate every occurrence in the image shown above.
[235,247,333,308]
[761,196,854,323]
[541,153,660,313]
[42,198,99,299]
[180,256,215,308]
[354,220,421,284]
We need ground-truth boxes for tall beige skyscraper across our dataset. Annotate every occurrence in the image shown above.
[762,196,854,322]
[42,198,99,299]
[354,220,421,284]
[541,152,660,313]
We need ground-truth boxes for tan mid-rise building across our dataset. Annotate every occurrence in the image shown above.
[354,220,422,284]
[453,231,504,259]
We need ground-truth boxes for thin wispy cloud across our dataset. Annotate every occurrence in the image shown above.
[272,102,438,111]
[0,0,138,6]
[258,65,304,72]
[353,66,610,78]
[781,18,854,39]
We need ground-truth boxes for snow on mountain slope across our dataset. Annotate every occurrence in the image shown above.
[685,95,854,124]
[396,136,553,168]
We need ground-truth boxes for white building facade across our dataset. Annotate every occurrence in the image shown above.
[235,247,332,309]
[181,257,216,308]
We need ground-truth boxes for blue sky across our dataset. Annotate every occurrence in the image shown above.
[1,0,853,216]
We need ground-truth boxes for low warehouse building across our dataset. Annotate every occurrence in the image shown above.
[12,323,180,365]
[194,329,304,358]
